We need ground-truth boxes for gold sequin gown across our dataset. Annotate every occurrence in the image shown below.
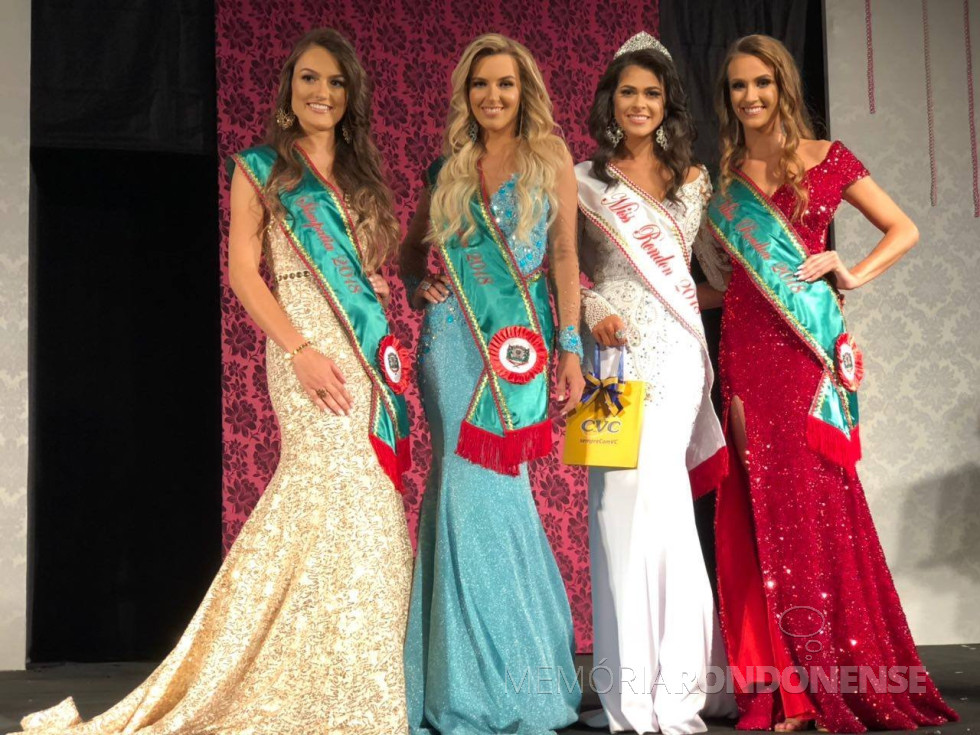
[18,226,414,735]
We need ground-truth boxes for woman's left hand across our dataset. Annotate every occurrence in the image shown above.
[369,273,391,308]
[796,252,863,291]
[556,352,586,415]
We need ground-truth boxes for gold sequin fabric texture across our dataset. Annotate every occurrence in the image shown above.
[18,226,414,735]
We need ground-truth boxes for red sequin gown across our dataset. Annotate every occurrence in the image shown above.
[714,141,958,732]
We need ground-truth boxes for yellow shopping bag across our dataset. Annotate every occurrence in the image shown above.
[563,347,645,469]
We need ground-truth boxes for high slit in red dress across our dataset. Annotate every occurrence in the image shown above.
[711,141,958,732]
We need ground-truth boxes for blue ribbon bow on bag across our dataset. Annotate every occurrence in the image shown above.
[581,345,626,415]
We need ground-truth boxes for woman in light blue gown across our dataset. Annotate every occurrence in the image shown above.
[399,33,585,735]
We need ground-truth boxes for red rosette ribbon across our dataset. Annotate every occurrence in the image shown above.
[488,326,547,384]
[378,335,411,394]
[835,333,864,392]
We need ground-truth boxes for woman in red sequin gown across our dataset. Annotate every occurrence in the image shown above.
[695,36,959,733]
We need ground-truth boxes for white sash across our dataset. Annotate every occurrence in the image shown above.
[576,162,726,485]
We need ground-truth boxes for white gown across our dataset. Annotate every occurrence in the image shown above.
[578,167,736,735]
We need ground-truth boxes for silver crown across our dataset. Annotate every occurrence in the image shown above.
[614,31,672,61]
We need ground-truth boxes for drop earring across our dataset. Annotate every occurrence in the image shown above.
[276,107,295,130]
[606,120,624,146]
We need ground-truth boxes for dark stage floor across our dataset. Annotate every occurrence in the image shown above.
[1,647,976,734]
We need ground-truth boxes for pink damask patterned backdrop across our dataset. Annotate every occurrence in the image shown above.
[216,0,660,652]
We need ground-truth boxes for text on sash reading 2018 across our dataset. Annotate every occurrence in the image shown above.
[719,198,806,294]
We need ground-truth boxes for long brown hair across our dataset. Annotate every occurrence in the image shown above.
[587,47,696,204]
[715,34,814,220]
[262,28,399,272]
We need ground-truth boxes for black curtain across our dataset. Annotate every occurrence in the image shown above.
[31,0,216,155]
[660,0,828,173]
[659,0,827,587]
[28,1,221,662]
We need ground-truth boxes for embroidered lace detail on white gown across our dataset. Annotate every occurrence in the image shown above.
[578,166,736,735]
[581,167,711,419]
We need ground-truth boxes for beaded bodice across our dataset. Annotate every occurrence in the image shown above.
[488,174,550,275]
[582,167,710,285]
[762,140,869,252]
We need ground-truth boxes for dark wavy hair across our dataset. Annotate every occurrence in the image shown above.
[587,48,696,203]
[261,28,399,272]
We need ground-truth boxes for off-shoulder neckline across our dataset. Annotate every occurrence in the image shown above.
[737,140,842,199]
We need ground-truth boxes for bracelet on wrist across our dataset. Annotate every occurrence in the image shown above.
[557,326,584,360]
[286,340,312,360]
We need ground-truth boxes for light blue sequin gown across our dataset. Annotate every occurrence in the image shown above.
[405,177,581,735]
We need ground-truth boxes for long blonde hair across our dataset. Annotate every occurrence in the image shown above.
[428,34,568,247]
[262,28,399,272]
[716,34,815,220]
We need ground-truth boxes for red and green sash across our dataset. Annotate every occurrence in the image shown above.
[429,160,555,476]
[708,172,862,470]
[576,162,728,497]
[232,145,411,491]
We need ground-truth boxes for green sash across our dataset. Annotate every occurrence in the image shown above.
[428,160,554,475]
[232,145,411,491]
[707,173,861,470]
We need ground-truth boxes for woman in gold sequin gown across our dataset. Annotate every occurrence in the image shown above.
[18,29,413,735]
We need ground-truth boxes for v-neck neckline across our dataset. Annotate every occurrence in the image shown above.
[490,173,517,203]
[737,140,839,200]
[484,171,518,203]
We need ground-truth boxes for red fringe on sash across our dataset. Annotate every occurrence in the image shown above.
[689,446,729,500]
[370,434,412,494]
[806,416,862,476]
[456,419,553,476]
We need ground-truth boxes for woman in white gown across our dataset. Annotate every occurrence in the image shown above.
[574,33,735,735]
